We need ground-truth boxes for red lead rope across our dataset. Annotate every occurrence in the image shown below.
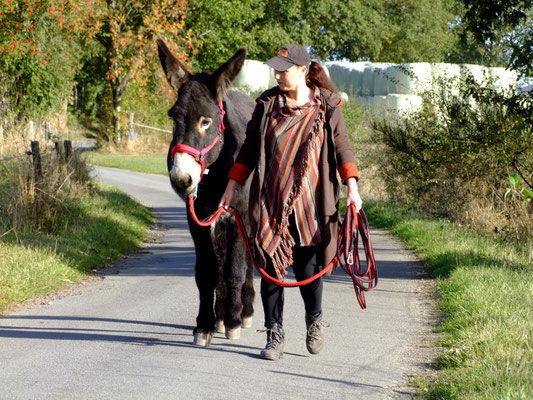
[187,195,378,309]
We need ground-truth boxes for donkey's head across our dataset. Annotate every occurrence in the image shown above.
[157,39,246,199]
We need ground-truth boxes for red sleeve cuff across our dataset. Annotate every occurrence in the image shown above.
[338,162,359,183]
[228,162,252,185]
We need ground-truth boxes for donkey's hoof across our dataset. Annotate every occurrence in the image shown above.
[215,320,225,334]
[225,327,241,340]
[193,329,213,347]
[241,316,253,329]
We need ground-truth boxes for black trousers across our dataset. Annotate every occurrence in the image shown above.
[261,215,323,328]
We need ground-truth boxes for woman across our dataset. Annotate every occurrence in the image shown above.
[219,44,362,360]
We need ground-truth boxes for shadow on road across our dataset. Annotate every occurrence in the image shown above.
[0,315,264,358]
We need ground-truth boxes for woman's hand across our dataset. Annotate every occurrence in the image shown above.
[345,177,362,212]
[219,178,241,210]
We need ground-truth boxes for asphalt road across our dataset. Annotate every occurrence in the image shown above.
[0,166,435,399]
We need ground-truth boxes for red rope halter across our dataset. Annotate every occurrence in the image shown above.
[170,98,226,179]
[187,195,378,309]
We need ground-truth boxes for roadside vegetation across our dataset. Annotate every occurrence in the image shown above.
[0,151,152,313]
[1,0,532,398]
[363,201,532,399]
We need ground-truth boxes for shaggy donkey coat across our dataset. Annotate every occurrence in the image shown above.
[157,39,255,345]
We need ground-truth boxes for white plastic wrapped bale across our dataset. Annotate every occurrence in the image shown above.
[460,64,489,86]
[267,67,277,88]
[319,62,330,79]
[362,66,375,97]
[387,94,423,116]
[431,63,461,97]
[372,63,394,96]
[326,61,368,96]
[233,60,272,94]
[385,63,432,95]
[339,92,349,104]
[488,67,517,94]
[372,95,388,118]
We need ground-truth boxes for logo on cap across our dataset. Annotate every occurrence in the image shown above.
[277,48,289,57]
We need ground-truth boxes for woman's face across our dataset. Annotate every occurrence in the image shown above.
[274,65,307,92]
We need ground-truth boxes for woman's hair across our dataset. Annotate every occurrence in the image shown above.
[306,61,337,93]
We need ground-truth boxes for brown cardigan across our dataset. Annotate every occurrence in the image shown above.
[229,86,359,270]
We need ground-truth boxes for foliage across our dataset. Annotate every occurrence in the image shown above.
[371,76,533,242]
[362,199,532,399]
[184,0,459,71]
[504,172,533,203]
[0,0,100,120]
[459,0,533,76]
[308,0,458,63]
[0,180,152,312]
[75,0,190,141]
[0,149,92,234]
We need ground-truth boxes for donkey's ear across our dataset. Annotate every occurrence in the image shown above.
[157,38,191,92]
[211,47,246,99]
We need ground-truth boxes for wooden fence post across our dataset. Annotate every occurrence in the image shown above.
[31,141,42,180]
[43,121,50,141]
[64,140,72,162]
[54,141,63,163]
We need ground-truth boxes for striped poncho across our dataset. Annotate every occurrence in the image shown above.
[257,88,326,279]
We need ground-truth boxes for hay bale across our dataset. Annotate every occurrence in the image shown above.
[460,64,489,86]
[326,61,368,96]
[387,94,423,116]
[362,66,375,97]
[488,67,517,94]
[431,63,461,97]
[233,60,272,94]
[386,63,432,95]
[372,95,388,118]
[373,63,393,96]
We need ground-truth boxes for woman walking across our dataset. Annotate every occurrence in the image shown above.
[219,44,361,360]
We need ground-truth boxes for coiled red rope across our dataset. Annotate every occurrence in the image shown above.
[187,195,378,309]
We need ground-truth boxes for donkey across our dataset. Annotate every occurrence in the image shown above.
[157,39,256,346]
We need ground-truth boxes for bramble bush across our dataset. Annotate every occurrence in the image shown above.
[371,76,533,242]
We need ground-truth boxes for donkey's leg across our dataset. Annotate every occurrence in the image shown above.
[223,222,249,340]
[212,222,228,335]
[189,220,218,347]
[215,280,226,334]
[241,253,255,329]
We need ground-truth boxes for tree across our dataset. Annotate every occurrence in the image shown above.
[90,0,191,141]
[308,0,458,62]
[0,0,100,120]
[185,0,459,72]
[459,0,533,76]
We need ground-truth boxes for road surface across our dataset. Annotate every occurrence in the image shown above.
[0,166,436,399]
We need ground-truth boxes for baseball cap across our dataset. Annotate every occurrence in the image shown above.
[265,44,311,71]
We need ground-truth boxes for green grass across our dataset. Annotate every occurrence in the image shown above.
[84,151,167,175]
[0,182,153,313]
[362,200,533,399]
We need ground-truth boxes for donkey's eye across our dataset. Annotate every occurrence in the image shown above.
[198,117,212,132]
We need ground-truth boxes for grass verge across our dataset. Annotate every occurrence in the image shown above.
[84,151,167,175]
[0,181,153,313]
[362,200,532,399]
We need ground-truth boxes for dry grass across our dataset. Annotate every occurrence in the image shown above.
[100,128,170,156]
[1,148,92,235]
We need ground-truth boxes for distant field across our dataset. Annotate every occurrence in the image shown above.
[84,152,167,175]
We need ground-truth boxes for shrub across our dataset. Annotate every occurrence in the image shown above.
[0,148,92,235]
[371,76,533,242]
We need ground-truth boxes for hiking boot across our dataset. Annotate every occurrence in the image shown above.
[259,324,285,360]
[305,313,325,355]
